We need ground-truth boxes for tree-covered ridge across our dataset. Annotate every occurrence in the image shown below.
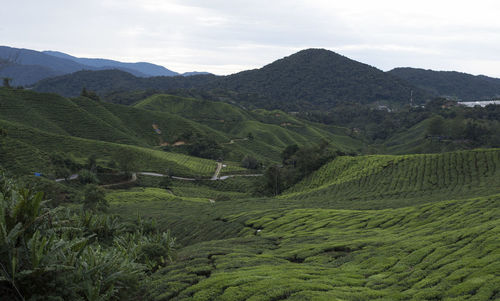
[32,49,431,111]
[388,67,500,100]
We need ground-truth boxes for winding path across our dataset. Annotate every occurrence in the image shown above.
[53,161,262,186]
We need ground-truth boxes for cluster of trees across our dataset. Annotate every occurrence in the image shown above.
[299,98,500,148]
[262,142,345,195]
[51,153,101,183]
[81,87,100,101]
[241,155,261,169]
[186,136,226,160]
[426,115,497,145]
[0,173,175,300]
[163,132,227,160]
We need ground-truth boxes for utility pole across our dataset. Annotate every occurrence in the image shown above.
[410,90,414,107]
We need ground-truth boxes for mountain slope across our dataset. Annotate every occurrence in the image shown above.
[0,46,88,73]
[0,63,61,86]
[388,67,500,100]
[212,48,429,109]
[0,46,88,86]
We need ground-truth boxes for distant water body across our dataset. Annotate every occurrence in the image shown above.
[458,100,500,107]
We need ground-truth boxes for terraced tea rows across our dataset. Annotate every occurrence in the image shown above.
[283,149,500,208]
[0,89,362,168]
[0,119,223,177]
[146,194,500,300]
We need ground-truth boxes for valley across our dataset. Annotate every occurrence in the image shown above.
[0,47,499,301]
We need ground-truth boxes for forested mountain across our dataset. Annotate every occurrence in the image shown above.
[388,67,500,100]
[33,48,431,110]
[210,48,429,108]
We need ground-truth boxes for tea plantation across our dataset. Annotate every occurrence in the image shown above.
[105,149,500,300]
[1,86,499,300]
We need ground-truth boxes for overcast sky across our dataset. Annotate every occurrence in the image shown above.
[2,0,500,76]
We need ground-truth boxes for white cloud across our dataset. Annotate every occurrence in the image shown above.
[1,0,500,76]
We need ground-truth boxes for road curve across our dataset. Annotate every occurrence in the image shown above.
[211,162,223,180]
[52,161,262,186]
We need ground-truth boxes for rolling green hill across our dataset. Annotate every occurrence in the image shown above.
[0,88,230,147]
[0,118,223,177]
[282,149,500,208]
[135,94,363,162]
[0,88,363,175]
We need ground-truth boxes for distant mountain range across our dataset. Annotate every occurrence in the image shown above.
[4,45,500,110]
[33,48,431,110]
[388,68,500,100]
[0,46,210,86]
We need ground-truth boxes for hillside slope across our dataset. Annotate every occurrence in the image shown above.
[282,149,500,208]
[0,118,222,177]
[0,88,228,147]
[0,88,363,173]
[135,94,363,161]
[148,194,500,300]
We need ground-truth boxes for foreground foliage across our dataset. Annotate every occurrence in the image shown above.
[0,174,174,300]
